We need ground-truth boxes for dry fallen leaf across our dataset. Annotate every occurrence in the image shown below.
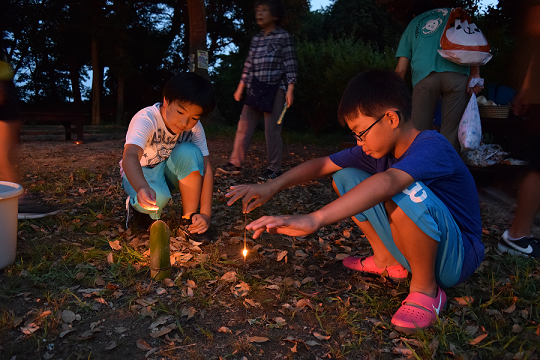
[107,252,114,264]
[335,253,349,260]
[313,332,330,340]
[20,323,40,335]
[109,240,122,250]
[62,310,77,324]
[454,296,474,306]
[75,272,85,280]
[181,306,196,320]
[233,282,250,297]
[469,333,488,345]
[247,336,269,343]
[512,324,523,333]
[105,341,117,350]
[503,303,516,313]
[218,326,232,333]
[136,339,152,351]
[150,327,172,338]
[244,298,260,307]
[277,250,288,261]
[221,271,237,282]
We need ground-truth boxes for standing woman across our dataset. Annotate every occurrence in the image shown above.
[217,0,298,181]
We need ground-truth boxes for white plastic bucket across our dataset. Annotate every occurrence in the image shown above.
[0,181,23,269]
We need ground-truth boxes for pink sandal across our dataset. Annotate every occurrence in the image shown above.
[342,256,408,281]
[391,286,447,334]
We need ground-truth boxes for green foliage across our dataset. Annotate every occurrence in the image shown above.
[291,36,398,134]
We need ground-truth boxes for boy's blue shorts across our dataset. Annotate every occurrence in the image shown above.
[122,142,204,220]
[333,168,464,288]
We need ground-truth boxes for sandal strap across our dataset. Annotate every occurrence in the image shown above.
[400,287,446,316]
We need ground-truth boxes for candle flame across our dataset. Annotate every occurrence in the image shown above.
[242,249,248,257]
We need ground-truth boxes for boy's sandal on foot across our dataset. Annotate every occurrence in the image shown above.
[178,213,216,245]
[342,256,408,281]
[391,286,447,334]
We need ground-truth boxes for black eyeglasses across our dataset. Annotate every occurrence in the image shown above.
[351,111,400,142]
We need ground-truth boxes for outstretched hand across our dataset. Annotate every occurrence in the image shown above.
[226,183,275,213]
[246,214,320,239]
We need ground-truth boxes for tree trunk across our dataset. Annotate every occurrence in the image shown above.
[91,37,100,125]
[68,59,82,109]
[186,0,225,125]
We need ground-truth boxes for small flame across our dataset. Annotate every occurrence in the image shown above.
[242,249,248,257]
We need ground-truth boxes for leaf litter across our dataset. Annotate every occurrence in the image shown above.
[2,132,539,359]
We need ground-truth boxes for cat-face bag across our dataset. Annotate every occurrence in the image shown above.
[438,8,492,66]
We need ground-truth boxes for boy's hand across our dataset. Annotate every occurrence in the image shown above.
[189,213,210,234]
[226,184,275,213]
[137,187,159,211]
[247,214,320,239]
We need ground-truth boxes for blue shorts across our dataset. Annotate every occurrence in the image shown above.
[122,142,204,220]
[333,168,464,288]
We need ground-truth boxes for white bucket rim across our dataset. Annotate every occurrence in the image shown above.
[0,181,24,200]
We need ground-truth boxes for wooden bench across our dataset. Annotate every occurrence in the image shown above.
[21,112,89,143]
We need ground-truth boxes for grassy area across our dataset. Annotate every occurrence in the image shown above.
[1,127,539,359]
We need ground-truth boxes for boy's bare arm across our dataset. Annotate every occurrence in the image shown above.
[123,144,158,210]
[247,168,414,238]
[226,156,342,213]
[395,57,409,80]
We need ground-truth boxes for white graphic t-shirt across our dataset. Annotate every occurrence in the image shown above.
[121,103,209,172]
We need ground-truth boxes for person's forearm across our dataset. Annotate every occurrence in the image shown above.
[267,156,341,194]
[287,83,294,93]
[199,158,213,218]
[470,66,480,77]
[123,154,149,193]
[395,57,409,79]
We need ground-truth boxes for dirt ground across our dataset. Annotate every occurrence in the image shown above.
[0,124,537,360]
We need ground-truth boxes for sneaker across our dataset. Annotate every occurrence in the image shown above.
[217,163,242,175]
[177,214,216,245]
[126,198,153,232]
[498,230,540,258]
[258,169,282,181]
[18,196,61,220]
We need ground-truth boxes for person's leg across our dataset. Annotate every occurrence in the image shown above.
[122,161,172,220]
[386,200,438,297]
[228,105,261,168]
[164,142,205,217]
[333,168,464,288]
[263,89,285,173]
[0,119,22,183]
[439,72,469,151]
[411,73,441,132]
[509,170,540,238]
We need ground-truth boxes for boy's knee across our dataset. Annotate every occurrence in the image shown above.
[169,142,203,167]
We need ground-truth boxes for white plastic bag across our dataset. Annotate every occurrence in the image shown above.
[458,78,483,150]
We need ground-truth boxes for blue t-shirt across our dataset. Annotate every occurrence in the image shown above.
[329,130,484,283]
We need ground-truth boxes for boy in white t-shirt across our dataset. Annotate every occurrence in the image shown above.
[121,73,216,243]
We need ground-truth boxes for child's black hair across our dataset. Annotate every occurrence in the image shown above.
[162,72,216,116]
[255,0,285,26]
[338,69,412,127]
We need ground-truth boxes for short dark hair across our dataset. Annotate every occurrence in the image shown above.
[255,0,285,26]
[338,69,412,126]
[162,72,216,116]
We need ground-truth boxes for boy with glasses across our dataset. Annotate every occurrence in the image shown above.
[225,69,484,333]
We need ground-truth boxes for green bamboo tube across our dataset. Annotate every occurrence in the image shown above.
[149,220,171,280]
